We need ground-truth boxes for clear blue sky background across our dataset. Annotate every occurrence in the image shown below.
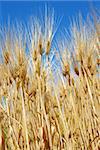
[0,1,99,72]
[0,1,100,30]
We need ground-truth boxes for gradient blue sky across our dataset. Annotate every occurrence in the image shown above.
[0,1,100,29]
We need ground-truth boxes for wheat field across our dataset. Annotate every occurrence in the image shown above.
[0,8,100,150]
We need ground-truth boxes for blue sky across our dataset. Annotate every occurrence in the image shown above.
[0,1,99,73]
[0,1,100,29]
